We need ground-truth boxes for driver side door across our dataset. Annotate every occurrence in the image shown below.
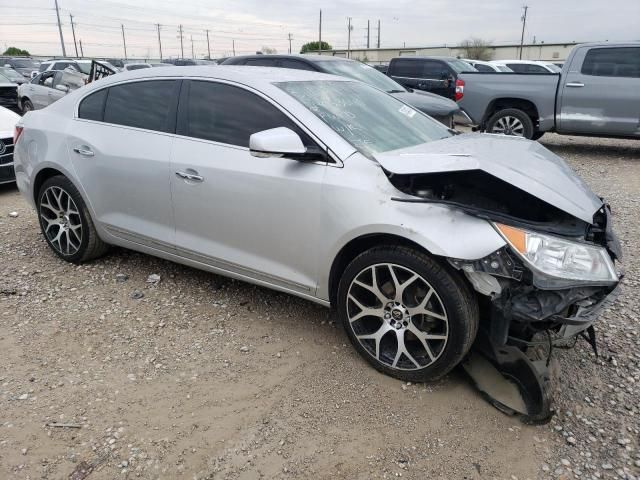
[170,80,327,296]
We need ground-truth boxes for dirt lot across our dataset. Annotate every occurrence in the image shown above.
[1,133,638,480]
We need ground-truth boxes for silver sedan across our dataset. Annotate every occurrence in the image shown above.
[13,67,620,385]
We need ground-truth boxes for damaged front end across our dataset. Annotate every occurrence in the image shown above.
[379,135,622,422]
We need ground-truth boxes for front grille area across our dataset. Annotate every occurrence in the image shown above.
[0,137,14,165]
[0,136,15,183]
[0,86,18,106]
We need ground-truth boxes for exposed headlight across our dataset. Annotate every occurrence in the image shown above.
[495,223,618,284]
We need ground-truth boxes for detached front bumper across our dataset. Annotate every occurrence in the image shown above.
[556,283,622,338]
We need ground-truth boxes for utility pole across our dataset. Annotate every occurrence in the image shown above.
[318,9,322,55]
[287,33,293,54]
[79,39,84,57]
[156,24,163,61]
[519,5,529,60]
[178,24,184,59]
[366,20,370,49]
[232,39,236,56]
[205,29,211,59]
[191,35,194,59]
[121,24,127,59]
[347,17,352,59]
[377,19,381,48]
[69,14,78,57]
[53,0,66,57]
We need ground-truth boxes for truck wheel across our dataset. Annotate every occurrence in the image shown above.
[531,131,545,141]
[486,108,534,139]
[337,246,479,383]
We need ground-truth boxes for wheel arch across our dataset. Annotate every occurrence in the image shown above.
[327,233,434,307]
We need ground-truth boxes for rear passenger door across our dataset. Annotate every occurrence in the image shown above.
[169,80,326,295]
[558,46,640,136]
[69,80,181,249]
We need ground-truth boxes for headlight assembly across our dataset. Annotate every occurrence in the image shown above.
[495,223,618,284]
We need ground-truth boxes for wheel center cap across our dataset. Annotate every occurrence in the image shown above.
[392,309,403,320]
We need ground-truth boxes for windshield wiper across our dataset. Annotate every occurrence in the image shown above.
[386,89,406,94]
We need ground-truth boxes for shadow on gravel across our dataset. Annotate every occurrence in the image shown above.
[541,139,640,159]
[0,182,18,197]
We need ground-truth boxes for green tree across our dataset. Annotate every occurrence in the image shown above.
[300,41,332,54]
[458,38,493,61]
[2,47,31,56]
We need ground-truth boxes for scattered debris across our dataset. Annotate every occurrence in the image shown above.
[46,422,82,429]
[115,273,129,282]
[8,211,18,218]
[146,274,161,284]
[130,290,144,299]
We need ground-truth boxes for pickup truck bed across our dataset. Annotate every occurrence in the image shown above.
[457,42,640,140]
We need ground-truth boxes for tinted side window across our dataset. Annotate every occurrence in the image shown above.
[245,58,277,66]
[506,63,527,73]
[280,59,317,71]
[474,63,494,73]
[422,61,447,78]
[185,81,308,148]
[391,59,422,77]
[524,64,548,73]
[79,89,108,121]
[104,80,178,132]
[581,47,640,78]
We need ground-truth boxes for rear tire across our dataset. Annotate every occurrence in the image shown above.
[37,175,109,263]
[337,246,479,382]
[486,108,535,139]
[21,99,34,114]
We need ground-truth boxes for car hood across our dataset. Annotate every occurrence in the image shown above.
[375,133,603,224]
[390,90,460,116]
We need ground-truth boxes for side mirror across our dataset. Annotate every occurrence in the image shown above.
[56,84,69,93]
[249,127,306,158]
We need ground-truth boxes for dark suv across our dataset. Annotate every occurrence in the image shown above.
[222,55,465,127]
[386,57,477,101]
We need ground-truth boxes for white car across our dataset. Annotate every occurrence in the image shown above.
[492,60,561,74]
[463,59,513,73]
[18,69,85,112]
[0,105,20,184]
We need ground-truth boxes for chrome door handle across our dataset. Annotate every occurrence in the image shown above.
[566,82,585,87]
[175,171,204,182]
[73,147,94,156]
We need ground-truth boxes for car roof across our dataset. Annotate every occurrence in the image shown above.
[495,60,551,65]
[228,54,348,64]
[85,65,351,90]
[391,56,460,61]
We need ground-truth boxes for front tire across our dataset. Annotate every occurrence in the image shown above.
[486,108,535,139]
[337,246,479,382]
[37,175,109,263]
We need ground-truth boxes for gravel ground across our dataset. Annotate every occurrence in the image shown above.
[0,133,638,480]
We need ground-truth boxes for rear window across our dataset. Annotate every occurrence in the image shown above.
[78,89,108,121]
[473,63,495,72]
[447,59,477,73]
[581,47,640,78]
[103,80,179,132]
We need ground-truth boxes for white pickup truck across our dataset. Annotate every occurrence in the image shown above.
[458,42,640,140]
